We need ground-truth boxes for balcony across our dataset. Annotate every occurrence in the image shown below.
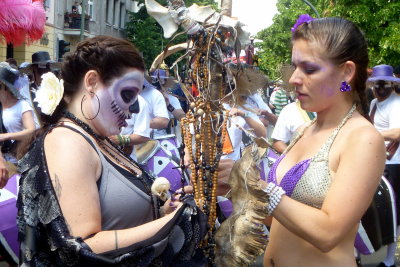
[64,12,90,30]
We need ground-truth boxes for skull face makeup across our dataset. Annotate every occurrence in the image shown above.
[92,69,144,136]
[374,80,393,99]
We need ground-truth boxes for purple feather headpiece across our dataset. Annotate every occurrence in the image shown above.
[291,14,315,33]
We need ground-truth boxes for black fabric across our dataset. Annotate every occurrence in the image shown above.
[384,164,400,226]
[17,124,207,266]
[0,241,17,265]
[360,176,398,253]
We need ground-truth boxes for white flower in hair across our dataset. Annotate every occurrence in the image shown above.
[34,72,64,115]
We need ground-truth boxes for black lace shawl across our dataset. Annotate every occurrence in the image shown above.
[17,126,208,266]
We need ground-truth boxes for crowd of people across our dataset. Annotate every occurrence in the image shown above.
[0,14,399,267]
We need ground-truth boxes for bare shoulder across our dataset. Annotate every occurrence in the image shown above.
[44,126,101,179]
[337,115,386,172]
[344,115,384,147]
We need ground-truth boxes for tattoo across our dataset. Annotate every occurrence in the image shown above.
[115,230,119,249]
[54,174,62,199]
[270,258,275,267]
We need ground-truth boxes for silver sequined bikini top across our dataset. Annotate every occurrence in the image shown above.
[282,104,356,208]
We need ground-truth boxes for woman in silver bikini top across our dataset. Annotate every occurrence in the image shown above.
[268,105,356,209]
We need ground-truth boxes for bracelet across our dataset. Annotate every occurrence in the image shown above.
[263,183,286,215]
[117,135,131,147]
[243,111,250,118]
[167,104,175,112]
[115,230,118,249]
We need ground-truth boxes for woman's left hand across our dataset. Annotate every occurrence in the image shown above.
[162,186,193,215]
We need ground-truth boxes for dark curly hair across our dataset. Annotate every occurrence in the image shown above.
[19,36,145,158]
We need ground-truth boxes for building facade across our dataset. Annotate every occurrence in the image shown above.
[0,0,142,65]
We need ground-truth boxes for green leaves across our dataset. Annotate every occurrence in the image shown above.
[256,0,400,79]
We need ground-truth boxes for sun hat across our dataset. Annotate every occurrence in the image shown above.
[367,64,400,83]
[0,62,23,99]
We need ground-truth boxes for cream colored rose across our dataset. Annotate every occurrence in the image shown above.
[34,72,64,115]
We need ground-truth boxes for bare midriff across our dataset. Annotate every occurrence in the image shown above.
[264,220,358,267]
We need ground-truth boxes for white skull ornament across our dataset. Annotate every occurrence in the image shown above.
[151,177,171,201]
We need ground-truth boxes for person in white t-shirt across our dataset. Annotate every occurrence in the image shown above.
[0,63,36,164]
[271,100,316,153]
[140,80,169,138]
[246,92,277,138]
[367,65,400,267]
[222,102,266,161]
[110,95,151,161]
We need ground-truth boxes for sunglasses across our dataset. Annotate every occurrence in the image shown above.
[374,80,393,89]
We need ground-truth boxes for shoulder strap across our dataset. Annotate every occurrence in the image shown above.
[315,104,357,160]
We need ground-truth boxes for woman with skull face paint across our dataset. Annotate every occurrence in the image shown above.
[17,36,206,266]
[262,16,386,267]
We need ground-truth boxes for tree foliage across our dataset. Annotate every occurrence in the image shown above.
[125,0,218,69]
[256,0,400,80]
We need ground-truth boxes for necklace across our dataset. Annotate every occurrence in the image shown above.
[62,111,159,219]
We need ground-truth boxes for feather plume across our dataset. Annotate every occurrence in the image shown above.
[0,0,46,46]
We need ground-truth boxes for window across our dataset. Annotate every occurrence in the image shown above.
[106,0,113,24]
[88,0,94,20]
[120,3,126,28]
[113,0,118,27]
[44,0,51,9]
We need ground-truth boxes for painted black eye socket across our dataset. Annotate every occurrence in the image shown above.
[121,89,136,103]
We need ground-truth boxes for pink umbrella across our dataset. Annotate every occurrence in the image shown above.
[0,0,46,46]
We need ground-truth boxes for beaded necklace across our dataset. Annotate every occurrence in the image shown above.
[180,26,230,265]
[62,111,158,219]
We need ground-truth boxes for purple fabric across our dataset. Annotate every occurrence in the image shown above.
[260,158,268,181]
[267,149,280,160]
[268,155,311,196]
[218,198,233,218]
[0,174,19,259]
[141,146,186,193]
[354,232,373,255]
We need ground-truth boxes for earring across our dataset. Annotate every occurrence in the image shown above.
[80,93,101,120]
[340,81,351,92]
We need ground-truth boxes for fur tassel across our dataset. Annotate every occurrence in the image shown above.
[215,144,270,266]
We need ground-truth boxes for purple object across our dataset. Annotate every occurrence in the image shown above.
[0,174,20,264]
[367,64,400,83]
[268,155,311,197]
[291,14,315,33]
[340,81,351,92]
[140,137,187,193]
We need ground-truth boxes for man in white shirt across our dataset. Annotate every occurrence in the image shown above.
[140,80,169,138]
[368,65,400,267]
[222,102,266,161]
[115,95,151,161]
[271,101,315,153]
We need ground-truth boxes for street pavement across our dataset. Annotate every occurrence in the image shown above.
[0,245,390,266]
